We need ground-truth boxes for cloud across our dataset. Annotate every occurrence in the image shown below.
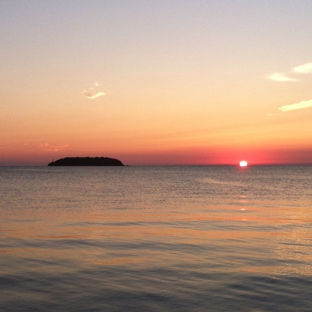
[39,143,69,152]
[292,62,312,74]
[268,62,312,113]
[278,99,312,112]
[82,88,105,99]
[267,72,299,82]
[268,113,281,117]
[267,61,312,82]
[82,82,105,99]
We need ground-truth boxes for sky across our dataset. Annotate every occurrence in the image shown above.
[1,0,312,166]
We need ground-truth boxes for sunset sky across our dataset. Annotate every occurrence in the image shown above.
[1,0,312,165]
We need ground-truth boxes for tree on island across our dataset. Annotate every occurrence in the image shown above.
[48,157,124,166]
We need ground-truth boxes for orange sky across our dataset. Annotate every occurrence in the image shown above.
[1,1,312,165]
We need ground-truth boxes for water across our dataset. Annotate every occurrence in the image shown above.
[0,166,311,311]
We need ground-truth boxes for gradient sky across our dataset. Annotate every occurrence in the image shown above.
[1,0,312,165]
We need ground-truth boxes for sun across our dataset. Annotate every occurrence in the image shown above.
[239,160,248,167]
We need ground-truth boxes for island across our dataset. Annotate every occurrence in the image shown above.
[48,157,124,166]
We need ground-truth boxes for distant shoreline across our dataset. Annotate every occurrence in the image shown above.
[0,163,311,167]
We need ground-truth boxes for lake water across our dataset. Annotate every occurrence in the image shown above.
[0,166,312,311]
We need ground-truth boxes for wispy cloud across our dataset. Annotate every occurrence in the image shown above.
[267,72,299,82]
[268,113,281,117]
[267,61,312,82]
[278,99,312,112]
[292,62,312,74]
[268,62,312,113]
[82,82,105,99]
[82,89,105,99]
[39,143,69,152]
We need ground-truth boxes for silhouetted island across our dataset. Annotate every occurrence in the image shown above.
[48,157,124,166]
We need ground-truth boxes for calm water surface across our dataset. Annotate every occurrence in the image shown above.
[0,166,312,311]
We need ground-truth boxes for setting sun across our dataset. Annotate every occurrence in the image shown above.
[239,160,248,167]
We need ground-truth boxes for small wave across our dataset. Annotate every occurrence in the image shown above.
[199,178,244,187]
